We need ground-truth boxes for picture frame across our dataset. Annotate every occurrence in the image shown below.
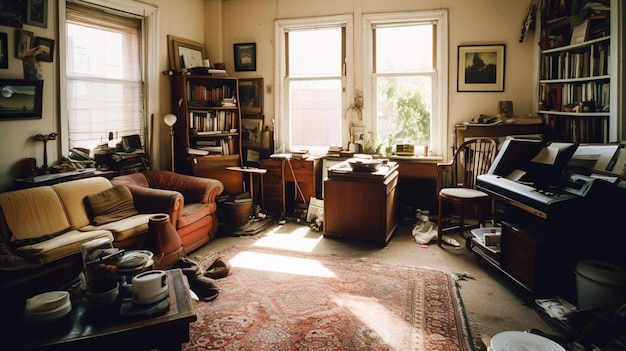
[234,43,256,72]
[0,32,8,69]
[457,44,505,92]
[0,79,44,119]
[16,29,33,59]
[238,78,263,116]
[0,0,23,28]
[570,20,589,45]
[241,118,263,147]
[167,35,205,71]
[26,0,48,28]
[33,37,53,62]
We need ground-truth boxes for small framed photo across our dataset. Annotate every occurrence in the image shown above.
[26,0,48,28]
[457,44,505,92]
[238,78,263,116]
[168,35,204,71]
[16,29,33,59]
[0,32,8,69]
[0,79,44,119]
[34,37,53,62]
[241,118,263,147]
[234,43,256,72]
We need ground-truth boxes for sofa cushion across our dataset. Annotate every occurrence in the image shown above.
[52,177,113,229]
[84,185,139,225]
[178,203,212,228]
[14,230,113,265]
[0,186,71,242]
[80,213,153,242]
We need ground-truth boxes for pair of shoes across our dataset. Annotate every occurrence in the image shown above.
[204,256,231,279]
[169,257,219,301]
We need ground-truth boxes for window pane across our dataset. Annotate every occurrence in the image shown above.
[377,76,432,146]
[289,28,342,77]
[376,24,433,73]
[289,79,342,148]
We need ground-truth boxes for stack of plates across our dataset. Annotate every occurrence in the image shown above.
[490,331,565,351]
[24,291,72,323]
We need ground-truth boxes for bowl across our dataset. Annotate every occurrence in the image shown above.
[347,158,382,172]
[86,283,119,306]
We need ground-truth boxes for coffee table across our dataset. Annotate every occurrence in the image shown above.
[0,269,196,351]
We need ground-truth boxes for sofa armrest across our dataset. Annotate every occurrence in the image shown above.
[124,185,183,220]
[142,171,224,205]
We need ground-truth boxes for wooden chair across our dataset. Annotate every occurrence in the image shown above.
[436,138,497,247]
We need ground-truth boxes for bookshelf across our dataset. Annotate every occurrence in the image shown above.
[170,75,243,188]
[537,0,615,143]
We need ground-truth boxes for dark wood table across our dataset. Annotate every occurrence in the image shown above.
[0,269,196,351]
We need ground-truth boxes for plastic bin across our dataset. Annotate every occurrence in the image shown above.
[574,259,626,310]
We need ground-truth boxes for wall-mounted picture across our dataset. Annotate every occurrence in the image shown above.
[238,78,263,115]
[0,32,8,69]
[234,43,256,72]
[168,35,205,71]
[241,118,263,147]
[0,0,24,28]
[457,44,505,92]
[0,79,44,119]
[26,0,48,28]
[16,29,33,59]
[34,37,53,62]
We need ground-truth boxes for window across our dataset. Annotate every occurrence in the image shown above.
[364,11,448,157]
[275,15,353,155]
[59,0,158,156]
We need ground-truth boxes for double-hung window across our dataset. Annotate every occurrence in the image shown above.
[364,11,448,157]
[275,15,353,155]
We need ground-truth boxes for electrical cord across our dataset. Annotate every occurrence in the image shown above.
[285,158,308,209]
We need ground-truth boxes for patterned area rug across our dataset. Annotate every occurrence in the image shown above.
[185,245,474,351]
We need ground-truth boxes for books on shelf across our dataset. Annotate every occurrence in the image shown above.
[190,111,237,134]
[187,82,235,106]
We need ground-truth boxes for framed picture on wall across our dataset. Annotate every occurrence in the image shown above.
[238,78,263,116]
[234,43,256,72]
[34,37,54,62]
[168,35,205,71]
[457,44,505,92]
[241,118,263,147]
[0,79,44,119]
[0,32,8,69]
[26,0,48,28]
[16,30,33,59]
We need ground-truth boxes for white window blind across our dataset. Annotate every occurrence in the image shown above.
[66,3,144,151]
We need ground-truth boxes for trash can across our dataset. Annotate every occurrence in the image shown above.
[575,259,626,310]
[220,201,252,228]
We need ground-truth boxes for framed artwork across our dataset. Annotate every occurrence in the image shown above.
[16,29,33,59]
[0,79,44,119]
[0,32,8,69]
[34,37,53,62]
[457,44,505,92]
[26,0,48,28]
[238,78,263,116]
[241,118,263,147]
[0,0,24,28]
[234,43,256,72]
[167,35,204,71]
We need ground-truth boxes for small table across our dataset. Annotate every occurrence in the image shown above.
[227,166,267,205]
[0,269,196,351]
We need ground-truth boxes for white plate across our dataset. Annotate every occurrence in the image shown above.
[491,331,565,351]
[25,291,69,313]
[24,300,71,323]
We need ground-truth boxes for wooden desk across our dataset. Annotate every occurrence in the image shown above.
[0,269,196,351]
[261,158,322,216]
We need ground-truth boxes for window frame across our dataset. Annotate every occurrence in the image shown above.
[274,15,354,155]
[362,10,448,159]
[58,0,159,158]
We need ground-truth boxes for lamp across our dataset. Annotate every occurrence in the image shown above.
[33,132,57,174]
[163,114,177,171]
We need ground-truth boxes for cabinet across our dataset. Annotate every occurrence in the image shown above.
[261,158,322,216]
[537,0,615,143]
[170,75,243,194]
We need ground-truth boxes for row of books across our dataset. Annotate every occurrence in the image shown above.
[187,82,236,107]
[539,82,610,112]
[546,115,607,143]
[541,44,609,80]
[188,137,236,156]
[190,111,238,134]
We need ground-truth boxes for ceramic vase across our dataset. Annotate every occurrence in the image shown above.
[148,214,185,269]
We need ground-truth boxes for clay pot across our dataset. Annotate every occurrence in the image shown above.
[148,214,185,269]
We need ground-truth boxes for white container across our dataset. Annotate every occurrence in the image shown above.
[575,259,626,310]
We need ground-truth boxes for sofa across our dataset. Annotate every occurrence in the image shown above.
[110,170,224,253]
[0,172,223,314]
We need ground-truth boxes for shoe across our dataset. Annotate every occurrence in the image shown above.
[204,257,231,279]
[169,257,220,301]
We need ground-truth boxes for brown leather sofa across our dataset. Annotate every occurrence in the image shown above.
[111,170,224,253]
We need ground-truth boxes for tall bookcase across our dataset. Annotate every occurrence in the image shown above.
[170,75,243,193]
[538,0,616,143]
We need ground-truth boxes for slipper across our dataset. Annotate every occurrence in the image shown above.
[204,256,232,279]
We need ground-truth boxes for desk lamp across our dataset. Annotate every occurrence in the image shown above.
[163,114,177,171]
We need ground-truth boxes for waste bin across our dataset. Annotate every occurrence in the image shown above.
[220,201,252,228]
[575,259,626,310]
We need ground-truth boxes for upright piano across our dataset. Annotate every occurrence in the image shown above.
[474,139,626,302]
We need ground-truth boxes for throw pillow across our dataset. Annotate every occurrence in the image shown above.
[85,185,139,225]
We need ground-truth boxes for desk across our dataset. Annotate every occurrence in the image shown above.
[0,269,196,351]
[261,158,322,216]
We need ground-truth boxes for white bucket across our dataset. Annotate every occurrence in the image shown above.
[574,260,626,310]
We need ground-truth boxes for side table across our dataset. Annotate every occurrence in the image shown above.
[226,166,267,205]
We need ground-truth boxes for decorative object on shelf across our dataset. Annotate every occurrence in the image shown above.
[0,32,7,69]
[457,44,505,92]
[498,100,513,117]
[25,0,48,28]
[164,113,177,171]
[33,132,57,174]
[234,43,256,72]
[238,78,263,115]
[167,35,205,72]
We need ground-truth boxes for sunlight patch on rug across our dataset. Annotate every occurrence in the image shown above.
[230,250,337,278]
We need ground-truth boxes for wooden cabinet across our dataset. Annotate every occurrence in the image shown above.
[170,75,243,194]
[261,158,322,216]
[537,0,616,143]
[323,162,399,245]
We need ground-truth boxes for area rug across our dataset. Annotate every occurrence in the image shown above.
[184,245,474,351]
